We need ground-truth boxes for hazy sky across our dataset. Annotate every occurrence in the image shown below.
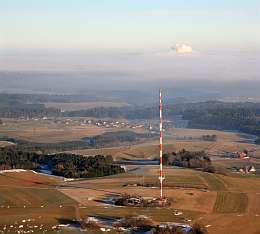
[0,1,259,83]
[1,0,260,50]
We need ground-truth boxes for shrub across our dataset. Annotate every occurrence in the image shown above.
[192,223,208,234]
[115,215,152,229]
[81,217,100,230]
[154,226,183,234]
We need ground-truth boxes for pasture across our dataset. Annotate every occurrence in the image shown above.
[0,118,112,143]
[0,118,149,144]
[0,171,78,233]
[73,127,260,161]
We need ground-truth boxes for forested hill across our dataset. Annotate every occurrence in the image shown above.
[0,94,61,118]
[181,103,260,136]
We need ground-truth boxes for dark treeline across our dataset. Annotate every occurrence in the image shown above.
[172,102,260,138]
[0,104,60,118]
[64,106,156,119]
[0,147,124,178]
[0,131,154,153]
[0,136,89,153]
[201,135,217,141]
[163,149,214,172]
[0,94,61,118]
[84,131,156,147]
[12,139,89,153]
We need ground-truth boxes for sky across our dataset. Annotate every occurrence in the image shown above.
[1,0,260,50]
[0,0,259,84]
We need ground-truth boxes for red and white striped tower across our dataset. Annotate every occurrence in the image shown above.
[159,89,165,199]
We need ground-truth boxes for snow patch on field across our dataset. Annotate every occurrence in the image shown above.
[0,169,27,174]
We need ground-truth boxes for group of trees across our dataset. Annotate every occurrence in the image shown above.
[0,147,40,170]
[0,147,124,178]
[49,153,124,178]
[201,135,217,142]
[85,131,155,147]
[154,223,208,234]
[163,149,214,172]
[11,139,90,153]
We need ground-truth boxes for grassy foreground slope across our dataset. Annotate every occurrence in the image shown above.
[0,171,78,232]
[0,166,259,234]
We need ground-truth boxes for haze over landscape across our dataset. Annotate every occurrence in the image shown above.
[1,0,260,100]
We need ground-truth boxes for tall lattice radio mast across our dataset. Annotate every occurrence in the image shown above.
[159,89,165,199]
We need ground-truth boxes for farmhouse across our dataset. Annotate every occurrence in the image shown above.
[239,165,256,174]
[224,151,249,159]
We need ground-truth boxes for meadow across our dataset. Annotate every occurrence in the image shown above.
[0,118,112,143]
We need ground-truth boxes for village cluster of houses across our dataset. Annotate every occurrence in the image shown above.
[17,116,174,134]
[54,118,165,133]
[19,116,150,130]
[82,119,147,129]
